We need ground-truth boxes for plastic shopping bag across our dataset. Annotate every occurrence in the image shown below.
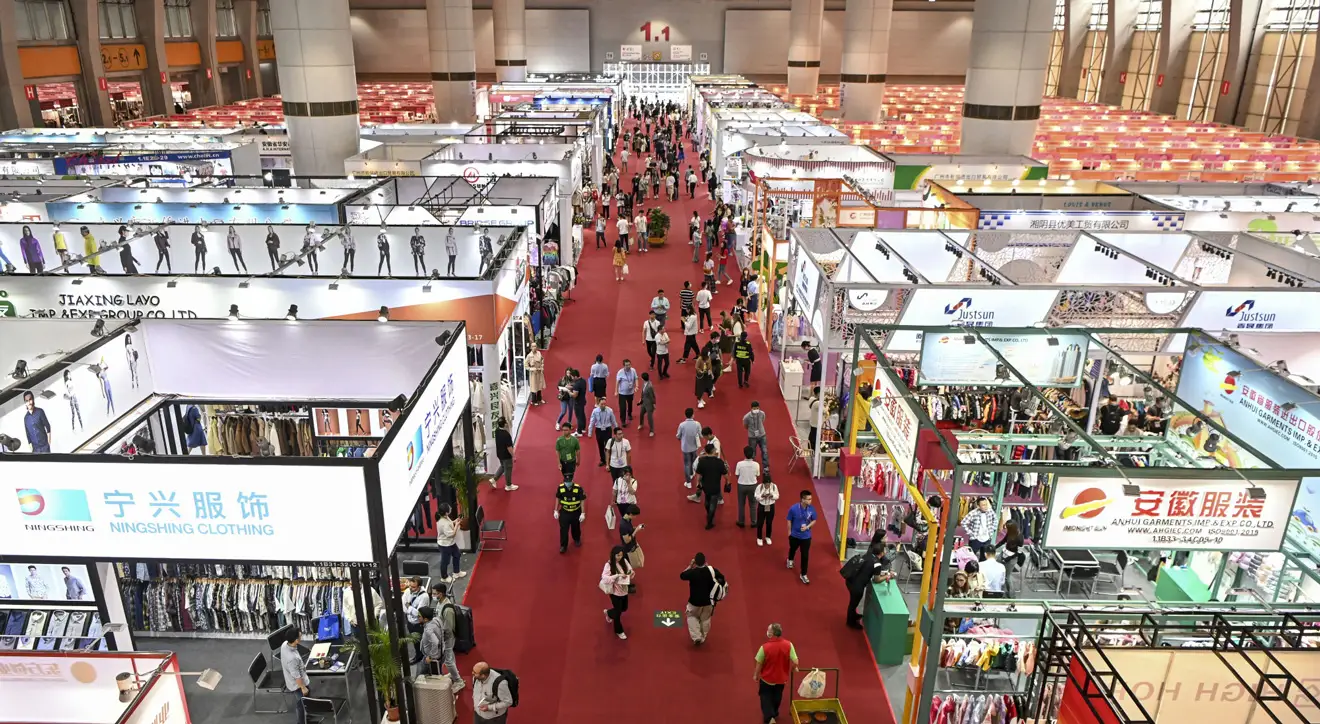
[797,669,827,699]
[622,263,630,276]
[605,504,617,530]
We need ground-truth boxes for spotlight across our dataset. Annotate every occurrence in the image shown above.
[377,306,390,323]
[228,304,240,320]
[1046,337,1059,347]
[1122,484,1141,497]
[435,331,454,347]
[9,359,29,380]
[285,304,298,321]
[167,279,178,288]
[962,334,976,345]
[91,319,106,337]
[1246,486,1268,501]
[388,394,407,411]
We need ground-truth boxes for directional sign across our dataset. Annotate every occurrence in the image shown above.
[101,44,147,73]
[654,610,683,628]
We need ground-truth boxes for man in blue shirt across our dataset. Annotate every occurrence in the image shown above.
[23,392,52,453]
[589,355,609,402]
[616,359,639,427]
[589,399,619,467]
[785,490,818,584]
[676,408,703,485]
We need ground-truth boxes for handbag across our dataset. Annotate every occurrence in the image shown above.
[598,575,614,595]
[316,613,341,641]
[605,505,617,530]
[627,544,645,569]
[622,263,630,276]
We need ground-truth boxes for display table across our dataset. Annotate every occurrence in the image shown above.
[1154,566,1212,603]
[863,580,909,666]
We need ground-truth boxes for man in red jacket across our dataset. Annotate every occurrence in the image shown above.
[752,623,799,724]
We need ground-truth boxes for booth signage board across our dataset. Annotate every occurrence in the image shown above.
[975,211,1185,232]
[376,345,470,549]
[791,253,822,316]
[456,206,536,228]
[671,45,693,61]
[893,163,1049,190]
[0,562,94,602]
[0,461,376,562]
[1173,333,1320,555]
[888,288,1061,352]
[1179,291,1320,332]
[258,138,291,156]
[918,331,1088,388]
[0,652,178,722]
[620,45,643,61]
[0,159,55,175]
[1043,474,1297,551]
[868,369,919,484]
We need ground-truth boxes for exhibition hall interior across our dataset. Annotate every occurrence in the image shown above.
[4,1,1320,724]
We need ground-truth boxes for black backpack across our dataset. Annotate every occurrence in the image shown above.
[443,603,476,654]
[492,669,520,707]
[839,553,867,581]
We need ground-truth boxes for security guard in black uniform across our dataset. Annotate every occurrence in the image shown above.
[733,331,755,388]
[555,478,587,553]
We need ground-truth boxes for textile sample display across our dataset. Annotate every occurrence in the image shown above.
[0,609,101,651]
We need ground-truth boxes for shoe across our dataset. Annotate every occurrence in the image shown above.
[736,522,745,528]
[757,538,764,547]
[604,609,612,624]
[705,523,715,530]
[693,638,703,646]
[678,359,687,364]
[575,539,582,547]
[649,432,655,437]
[787,560,794,569]
[599,462,606,467]
[560,547,567,553]
[800,575,810,584]
[726,280,733,286]
[718,498,725,504]
[766,537,772,544]
[454,571,468,578]
[451,679,466,693]
[440,575,454,584]
[847,621,864,630]
[617,632,628,640]
[504,485,519,491]
[684,481,693,488]
[687,494,701,503]
[638,425,644,430]
[697,400,706,408]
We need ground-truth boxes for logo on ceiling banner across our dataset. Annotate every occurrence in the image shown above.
[942,297,993,326]
[15,488,93,521]
[1223,299,1276,329]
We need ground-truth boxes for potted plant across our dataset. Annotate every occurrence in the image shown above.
[646,208,671,247]
[440,456,475,549]
[343,622,418,722]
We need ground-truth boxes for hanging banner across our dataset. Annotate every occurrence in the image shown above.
[810,179,842,227]
[1172,332,1320,555]
[619,45,643,61]
[889,288,1061,352]
[1044,474,1298,551]
[790,250,822,316]
[1179,290,1320,332]
[976,210,1185,232]
[918,331,1089,388]
[868,369,919,484]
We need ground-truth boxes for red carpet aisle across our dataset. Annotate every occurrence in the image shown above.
[458,118,897,724]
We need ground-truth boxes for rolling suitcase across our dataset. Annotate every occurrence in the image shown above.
[412,675,456,724]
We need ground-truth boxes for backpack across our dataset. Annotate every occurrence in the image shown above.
[708,567,728,603]
[839,553,868,581]
[492,669,520,707]
[443,603,476,654]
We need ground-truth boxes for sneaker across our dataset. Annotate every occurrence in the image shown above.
[617,632,628,640]
[684,481,693,488]
[718,498,725,505]
[757,538,764,547]
[678,358,687,364]
[504,485,519,491]
[575,539,582,547]
[787,560,794,569]
[766,537,772,544]
[687,494,701,503]
[736,522,745,528]
[560,546,567,553]
[800,575,810,584]
[649,432,655,437]
[451,679,466,693]
[604,609,612,624]
[697,400,706,408]
[726,280,733,286]
[440,575,454,584]
[454,571,468,578]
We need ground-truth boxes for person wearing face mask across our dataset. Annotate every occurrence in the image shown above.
[190,225,208,272]
[154,227,172,272]
[410,226,427,275]
[376,228,391,275]
[264,225,280,270]
[226,226,247,272]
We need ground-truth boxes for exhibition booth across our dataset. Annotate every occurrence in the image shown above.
[0,128,262,179]
[835,324,1320,724]
[477,108,607,192]
[604,61,713,101]
[0,650,201,724]
[478,80,621,132]
[0,318,474,724]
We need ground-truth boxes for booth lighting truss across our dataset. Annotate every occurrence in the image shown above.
[603,62,712,99]
[1040,609,1320,724]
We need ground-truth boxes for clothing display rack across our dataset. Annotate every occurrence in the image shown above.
[199,405,315,457]
[116,562,349,638]
[929,692,1035,724]
[314,438,379,458]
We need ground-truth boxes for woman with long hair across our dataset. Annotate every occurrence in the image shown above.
[601,545,634,640]
[613,243,628,282]
[694,355,714,409]
[996,520,1026,596]
[556,368,575,426]
[62,369,82,430]
[435,503,467,583]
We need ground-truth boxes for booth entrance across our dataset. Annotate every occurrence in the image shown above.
[32,81,89,128]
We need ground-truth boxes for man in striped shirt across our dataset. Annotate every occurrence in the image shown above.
[679,280,696,316]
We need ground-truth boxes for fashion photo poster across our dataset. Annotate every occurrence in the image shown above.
[314,408,342,435]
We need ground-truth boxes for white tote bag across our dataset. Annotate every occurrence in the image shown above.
[797,669,827,699]
[605,504,617,530]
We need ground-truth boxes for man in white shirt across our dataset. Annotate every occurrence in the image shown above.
[980,548,1007,598]
[616,217,630,247]
[635,211,649,252]
[695,287,714,331]
[606,427,633,481]
[746,277,761,317]
[734,445,762,528]
[643,312,662,369]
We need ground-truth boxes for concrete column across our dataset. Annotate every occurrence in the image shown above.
[427,0,477,123]
[189,0,224,107]
[1216,0,1266,126]
[787,0,824,95]
[1098,0,1139,106]
[234,0,264,98]
[0,0,35,129]
[134,0,175,116]
[1056,0,1092,98]
[839,0,891,123]
[270,0,360,177]
[67,0,114,126]
[961,0,1056,156]
[492,0,526,82]
[1150,0,1195,115]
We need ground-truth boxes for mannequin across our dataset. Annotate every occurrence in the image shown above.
[153,227,171,272]
[302,224,320,274]
[226,225,248,272]
[526,343,546,404]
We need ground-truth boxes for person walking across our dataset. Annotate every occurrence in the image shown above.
[753,623,799,724]
[280,627,311,724]
[601,546,634,639]
[717,245,735,286]
[694,355,714,409]
[435,504,467,582]
[734,445,763,529]
[701,253,717,293]
[570,369,588,436]
[589,355,609,402]
[491,418,518,491]
[612,243,628,282]
[679,279,696,316]
[695,284,713,331]
[650,289,671,326]
[703,332,724,397]
[734,332,755,388]
[555,423,580,480]
[687,167,698,199]
[471,663,514,724]
[613,469,639,520]
[619,504,644,593]
[653,325,672,379]
[754,474,780,547]
[634,210,649,253]
[786,490,818,584]
[616,359,639,426]
[677,408,703,486]
[690,443,728,529]
[555,477,587,552]
[555,369,575,427]
[589,399,619,467]
[643,312,662,370]
[680,552,725,645]
[616,212,631,249]
[595,214,607,248]
[638,372,657,436]
[743,401,770,469]
[605,427,633,481]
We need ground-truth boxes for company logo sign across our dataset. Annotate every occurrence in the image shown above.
[1224,299,1277,329]
[15,488,92,521]
[942,297,994,326]
[401,372,459,488]
[406,426,423,471]
[0,291,14,318]
[1059,488,1111,520]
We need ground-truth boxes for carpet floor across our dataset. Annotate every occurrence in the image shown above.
[455,116,897,724]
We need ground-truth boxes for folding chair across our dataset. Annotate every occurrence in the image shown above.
[303,696,348,724]
[247,653,290,714]
[786,435,811,473]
